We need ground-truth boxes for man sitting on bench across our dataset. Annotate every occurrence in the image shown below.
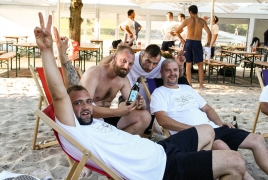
[150,58,268,179]
[35,12,247,180]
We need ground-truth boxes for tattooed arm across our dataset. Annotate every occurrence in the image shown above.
[54,28,80,88]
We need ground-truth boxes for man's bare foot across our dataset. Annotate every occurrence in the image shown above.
[199,85,208,90]
[80,167,92,178]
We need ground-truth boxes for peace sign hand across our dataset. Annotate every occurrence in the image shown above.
[34,12,53,51]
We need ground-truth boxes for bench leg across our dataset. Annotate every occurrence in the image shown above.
[7,59,9,78]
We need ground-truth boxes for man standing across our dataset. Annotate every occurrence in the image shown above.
[121,9,136,45]
[264,29,268,46]
[209,16,219,59]
[161,12,179,54]
[176,5,211,89]
[150,58,268,179]
[135,21,142,41]
[177,13,187,45]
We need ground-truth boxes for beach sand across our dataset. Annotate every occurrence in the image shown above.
[0,77,267,179]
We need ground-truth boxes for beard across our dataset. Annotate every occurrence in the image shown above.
[113,63,129,78]
[166,76,178,86]
[77,113,93,125]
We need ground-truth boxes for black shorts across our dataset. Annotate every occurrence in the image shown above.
[158,127,213,180]
[161,41,175,51]
[211,46,215,58]
[103,117,121,127]
[214,126,250,151]
[184,39,203,63]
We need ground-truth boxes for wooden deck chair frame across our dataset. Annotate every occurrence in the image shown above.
[35,104,123,180]
[252,67,268,138]
[30,65,59,150]
[30,64,83,150]
[139,77,171,138]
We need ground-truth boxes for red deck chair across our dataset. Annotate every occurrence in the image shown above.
[30,65,63,150]
[35,104,123,180]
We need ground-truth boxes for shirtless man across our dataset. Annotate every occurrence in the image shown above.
[176,5,212,89]
[81,46,151,136]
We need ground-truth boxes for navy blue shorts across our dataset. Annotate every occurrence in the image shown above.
[158,127,213,180]
[161,41,175,51]
[214,126,250,151]
[184,39,203,63]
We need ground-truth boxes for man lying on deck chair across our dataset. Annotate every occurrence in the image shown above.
[35,12,247,180]
[150,58,268,180]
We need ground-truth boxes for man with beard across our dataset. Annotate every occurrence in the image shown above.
[81,46,151,136]
[35,13,247,180]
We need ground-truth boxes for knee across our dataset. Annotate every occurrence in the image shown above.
[136,110,151,126]
[212,140,230,150]
[199,124,215,139]
[229,151,246,176]
[248,133,266,149]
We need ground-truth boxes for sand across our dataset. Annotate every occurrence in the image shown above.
[0,77,267,180]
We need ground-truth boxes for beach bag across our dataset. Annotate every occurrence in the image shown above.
[112,39,122,49]
[218,68,233,77]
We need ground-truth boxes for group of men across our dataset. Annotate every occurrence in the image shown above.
[161,6,219,89]
[34,4,268,179]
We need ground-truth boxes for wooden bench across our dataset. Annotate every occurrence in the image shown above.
[204,59,236,83]
[254,60,268,69]
[0,51,17,77]
[0,51,6,55]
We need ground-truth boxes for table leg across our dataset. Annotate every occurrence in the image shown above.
[33,47,36,67]
[6,39,8,52]
[79,50,81,68]
[84,50,86,72]
[96,50,99,65]
[28,47,30,68]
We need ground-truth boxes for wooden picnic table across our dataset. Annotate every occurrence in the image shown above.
[90,39,103,59]
[221,50,260,84]
[78,44,100,71]
[13,42,38,69]
[109,46,145,54]
[220,45,246,51]
[4,36,28,52]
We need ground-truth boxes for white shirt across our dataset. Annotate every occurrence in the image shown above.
[161,21,179,41]
[211,24,219,35]
[177,22,187,40]
[260,85,268,102]
[206,24,219,46]
[127,51,165,111]
[121,18,136,41]
[150,85,219,135]
[57,115,166,180]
